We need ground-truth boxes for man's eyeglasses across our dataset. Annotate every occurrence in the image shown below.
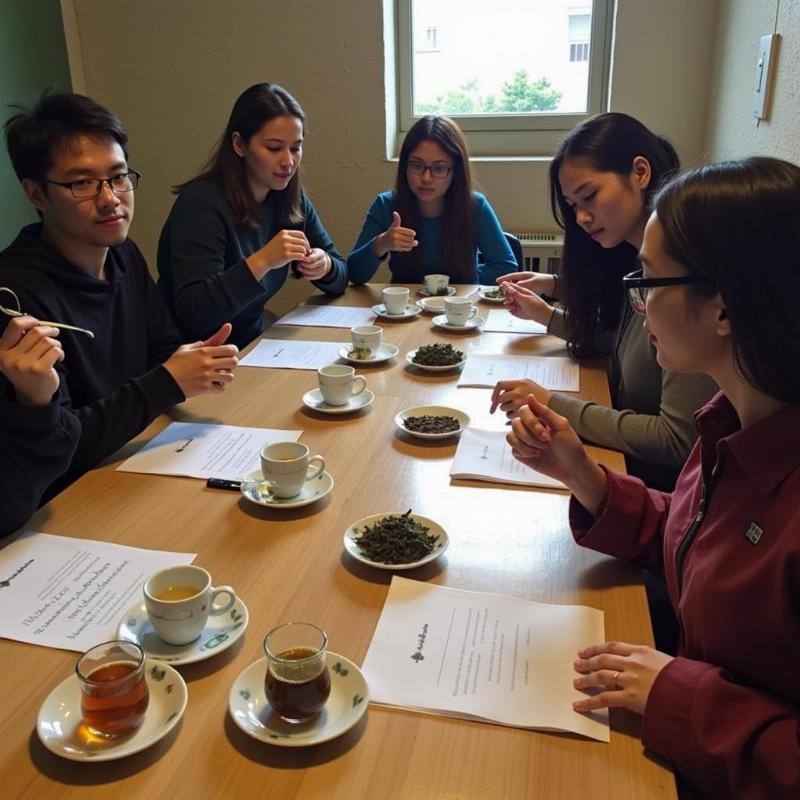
[406,160,453,179]
[45,170,141,199]
[623,268,707,314]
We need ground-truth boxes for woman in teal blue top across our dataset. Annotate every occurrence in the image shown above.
[347,116,516,285]
[158,83,347,349]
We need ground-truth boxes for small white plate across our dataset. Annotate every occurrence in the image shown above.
[418,285,456,297]
[432,313,486,331]
[338,343,399,365]
[478,287,505,303]
[371,303,422,320]
[241,468,334,508]
[229,652,368,747]
[37,662,187,762]
[418,296,446,314]
[117,598,249,665]
[405,347,466,372]
[343,512,449,570]
[394,405,470,440]
[302,388,375,415]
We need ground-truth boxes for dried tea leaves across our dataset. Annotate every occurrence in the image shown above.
[403,414,460,434]
[352,510,439,564]
[412,343,464,366]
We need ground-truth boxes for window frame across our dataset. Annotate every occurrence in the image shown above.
[394,0,614,157]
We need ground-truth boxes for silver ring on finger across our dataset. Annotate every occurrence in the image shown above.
[612,670,621,687]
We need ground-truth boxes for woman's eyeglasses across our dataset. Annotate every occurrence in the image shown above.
[623,269,707,315]
[406,160,453,179]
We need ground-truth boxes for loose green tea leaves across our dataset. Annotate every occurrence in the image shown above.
[433,287,449,296]
[483,286,504,299]
[404,414,460,434]
[353,510,439,564]
[347,345,371,360]
[412,343,464,366]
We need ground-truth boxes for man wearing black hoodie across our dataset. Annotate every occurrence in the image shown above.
[0,93,239,503]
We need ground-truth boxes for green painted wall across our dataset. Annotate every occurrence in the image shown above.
[0,0,71,248]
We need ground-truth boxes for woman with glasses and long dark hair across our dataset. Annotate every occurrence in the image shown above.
[490,113,716,490]
[158,83,347,349]
[508,156,800,800]
[347,115,516,285]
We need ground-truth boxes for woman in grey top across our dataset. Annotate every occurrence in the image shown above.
[491,113,716,490]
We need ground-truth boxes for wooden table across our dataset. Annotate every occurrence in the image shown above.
[0,285,676,799]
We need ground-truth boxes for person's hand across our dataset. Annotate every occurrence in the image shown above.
[163,323,239,398]
[247,230,311,277]
[572,641,674,716]
[0,315,63,406]
[501,282,554,326]
[374,212,418,258]
[490,378,551,418]
[295,247,331,280]
[498,271,556,296]
[507,395,607,512]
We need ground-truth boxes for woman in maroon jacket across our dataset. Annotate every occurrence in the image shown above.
[508,156,800,800]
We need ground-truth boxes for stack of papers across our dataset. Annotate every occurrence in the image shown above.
[362,577,608,741]
[450,428,565,489]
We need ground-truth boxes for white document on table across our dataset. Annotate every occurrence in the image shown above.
[276,305,376,328]
[0,532,194,652]
[450,428,565,489]
[458,353,579,391]
[239,339,344,370]
[362,577,608,741]
[483,309,548,335]
[116,422,302,480]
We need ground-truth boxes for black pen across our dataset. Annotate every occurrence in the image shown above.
[206,478,242,491]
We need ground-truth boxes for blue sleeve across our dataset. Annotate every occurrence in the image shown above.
[302,196,347,295]
[347,194,393,285]
[474,194,517,285]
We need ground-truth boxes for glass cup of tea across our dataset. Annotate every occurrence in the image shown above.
[263,622,331,723]
[76,640,149,738]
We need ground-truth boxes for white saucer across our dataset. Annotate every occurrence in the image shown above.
[37,662,187,761]
[302,388,375,414]
[405,347,467,372]
[343,512,449,570]
[338,343,399,365]
[418,296,447,314]
[241,468,334,508]
[418,285,456,297]
[394,405,470,440]
[371,303,422,320]
[117,598,249,665]
[478,287,505,303]
[229,652,368,747]
[432,313,486,331]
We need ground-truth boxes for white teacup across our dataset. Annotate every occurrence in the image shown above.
[350,324,382,358]
[318,364,366,406]
[144,565,236,646]
[424,274,450,294]
[382,286,410,314]
[444,296,478,326]
[260,441,325,498]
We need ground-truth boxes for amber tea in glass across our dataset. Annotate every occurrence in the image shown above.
[76,641,149,737]
[264,623,330,723]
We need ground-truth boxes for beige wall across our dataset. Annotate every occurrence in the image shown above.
[66,0,717,311]
[706,0,800,163]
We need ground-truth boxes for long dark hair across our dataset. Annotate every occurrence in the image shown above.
[654,157,800,403]
[394,115,475,281]
[549,113,679,358]
[175,82,305,227]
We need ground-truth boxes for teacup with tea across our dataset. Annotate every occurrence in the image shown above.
[444,296,478,326]
[144,565,236,645]
[424,274,450,295]
[76,640,149,737]
[264,622,331,723]
[260,441,325,498]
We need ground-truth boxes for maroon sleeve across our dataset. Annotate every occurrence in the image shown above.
[643,658,800,799]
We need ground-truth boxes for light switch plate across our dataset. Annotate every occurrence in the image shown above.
[753,34,779,120]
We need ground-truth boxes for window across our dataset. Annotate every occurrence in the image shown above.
[395,0,612,156]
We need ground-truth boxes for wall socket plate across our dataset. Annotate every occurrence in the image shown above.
[753,33,779,120]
